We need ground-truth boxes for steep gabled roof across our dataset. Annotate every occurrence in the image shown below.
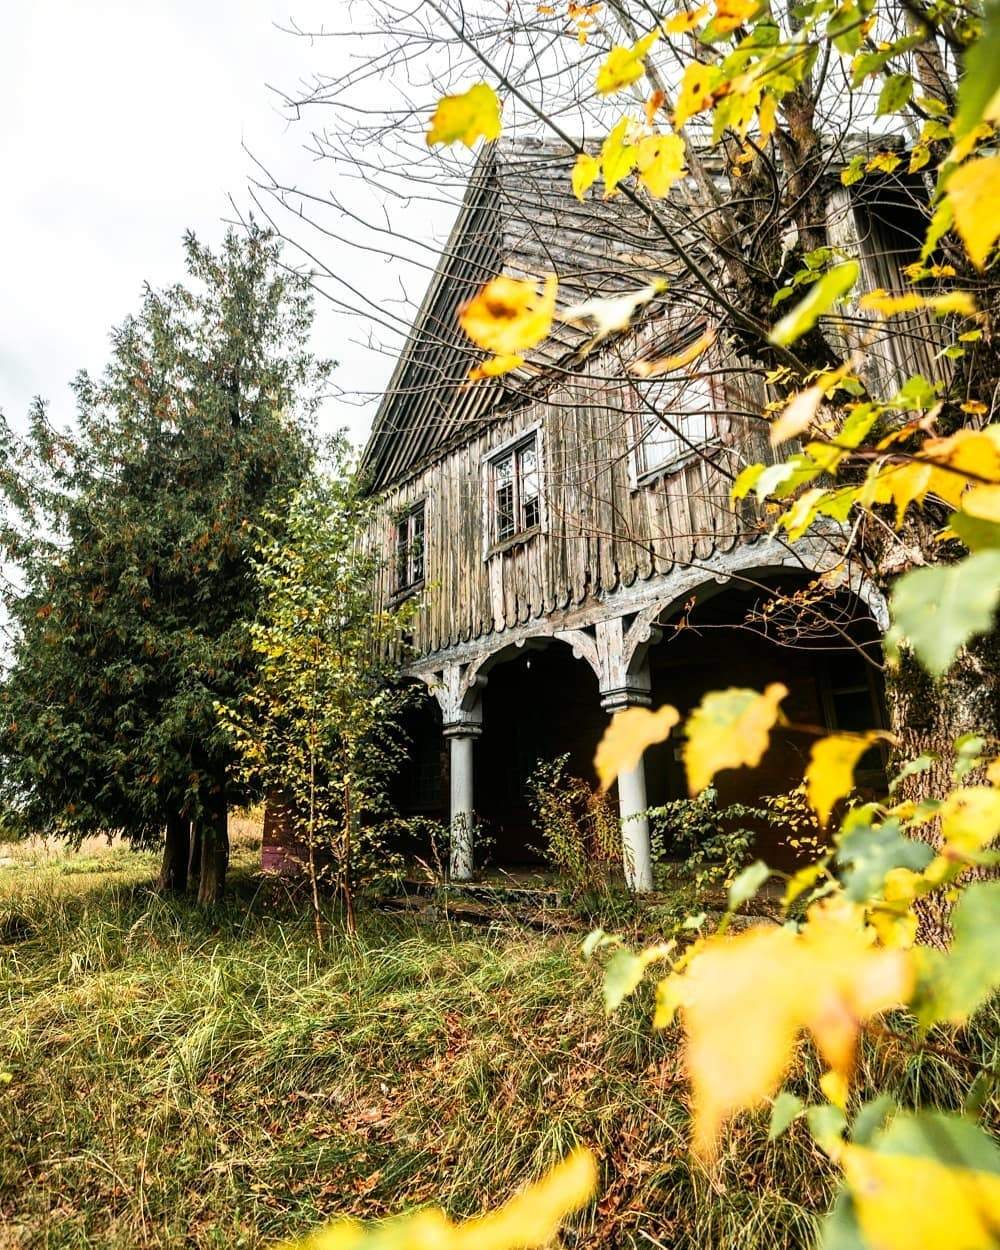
[359,132,926,493]
[359,137,696,492]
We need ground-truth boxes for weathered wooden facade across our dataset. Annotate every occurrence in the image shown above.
[346,137,926,888]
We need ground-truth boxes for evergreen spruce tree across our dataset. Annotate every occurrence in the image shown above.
[0,227,328,903]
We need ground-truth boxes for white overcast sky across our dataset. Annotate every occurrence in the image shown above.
[2,0,457,447]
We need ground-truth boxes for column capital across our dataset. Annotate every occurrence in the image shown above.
[600,683,652,714]
[443,718,483,740]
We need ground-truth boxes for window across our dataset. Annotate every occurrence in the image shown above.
[486,432,540,549]
[629,365,717,481]
[394,502,425,592]
[821,650,886,776]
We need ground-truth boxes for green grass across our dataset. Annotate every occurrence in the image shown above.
[0,843,995,1249]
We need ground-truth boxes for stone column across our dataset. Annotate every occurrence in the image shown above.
[601,653,656,894]
[615,752,653,893]
[446,724,479,880]
[422,661,485,883]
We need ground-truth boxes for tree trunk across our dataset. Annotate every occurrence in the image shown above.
[196,791,229,907]
[188,821,202,892]
[884,634,1000,945]
[156,811,190,894]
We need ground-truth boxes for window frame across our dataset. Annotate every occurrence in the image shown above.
[626,339,723,488]
[392,499,426,596]
[481,425,544,559]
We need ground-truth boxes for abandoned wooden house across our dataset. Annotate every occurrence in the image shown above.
[267,135,940,887]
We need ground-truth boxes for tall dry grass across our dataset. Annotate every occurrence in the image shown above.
[0,845,994,1249]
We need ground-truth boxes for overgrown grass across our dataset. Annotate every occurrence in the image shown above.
[0,842,995,1249]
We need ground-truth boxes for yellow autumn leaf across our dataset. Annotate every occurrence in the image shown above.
[780,486,829,541]
[630,326,716,378]
[986,755,1000,785]
[947,155,1000,269]
[675,61,722,128]
[769,384,824,446]
[867,151,902,174]
[597,30,661,95]
[636,131,687,197]
[684,683,787,794]
[290,1148,598,1250]
[570,2,601,44]
[458,274,558,358]
[758,91,778,140]
[782,861,825,908]
[859,290,924,315]
[714,0,757,32]
[820,1069,850,1111]
[925,425,1000,474]
[805,732,888,825]
[931,291,978,316]
[940,786,1000,857]
[595,704,680,791]
[571,152,601,200]
[601,116,639,196]
[841,1146,1000,1250]
[668,897,912,1155]
[859,289,977,317]
[467,354,524,381]
[426,83,502,147]
[867,454,981,522]
[962,483,1000,522]
[644,89,666,126]
[663,4,710,32]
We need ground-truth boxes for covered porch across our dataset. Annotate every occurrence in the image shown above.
[401,557,887,890]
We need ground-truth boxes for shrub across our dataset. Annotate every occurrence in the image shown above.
[526,755,621,899]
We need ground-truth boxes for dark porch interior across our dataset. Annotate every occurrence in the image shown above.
[391,573,886,871]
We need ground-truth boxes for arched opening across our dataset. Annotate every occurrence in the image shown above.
[392,684,447,820]
[476,639,605,867]
[640,568,886,863]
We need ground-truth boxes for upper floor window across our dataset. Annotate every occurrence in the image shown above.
[394,501,425,592]
[485,431,541,550]
[629,357,719,483]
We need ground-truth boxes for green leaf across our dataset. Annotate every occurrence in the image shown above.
[582,927,616,959]
[804,246,834,271]
[963,1070,994,1118]
[954,732,986,778]
[769,262,860,347]
[921,200,953,262]
[888,753,935,792]
[835,404,880,449]
[950,509,1000,552]
[835,822,933,902]
[850,34,922,86]
[954,0,1000,139]
[807,1103,847,1154]
[728,859,771,910]
[914,882,1000,1026]
[873,1109,1000,1174]
[889,373,938,410]
[603,949,645,1012]
[841,155,866,186]
[876,72,913,117]
[817,1190,869,1250]
[769,1090,805,1140]
[851,1095,896,1145]
[885,551,1000,677]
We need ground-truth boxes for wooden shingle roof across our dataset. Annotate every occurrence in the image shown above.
[359,137,702,492]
